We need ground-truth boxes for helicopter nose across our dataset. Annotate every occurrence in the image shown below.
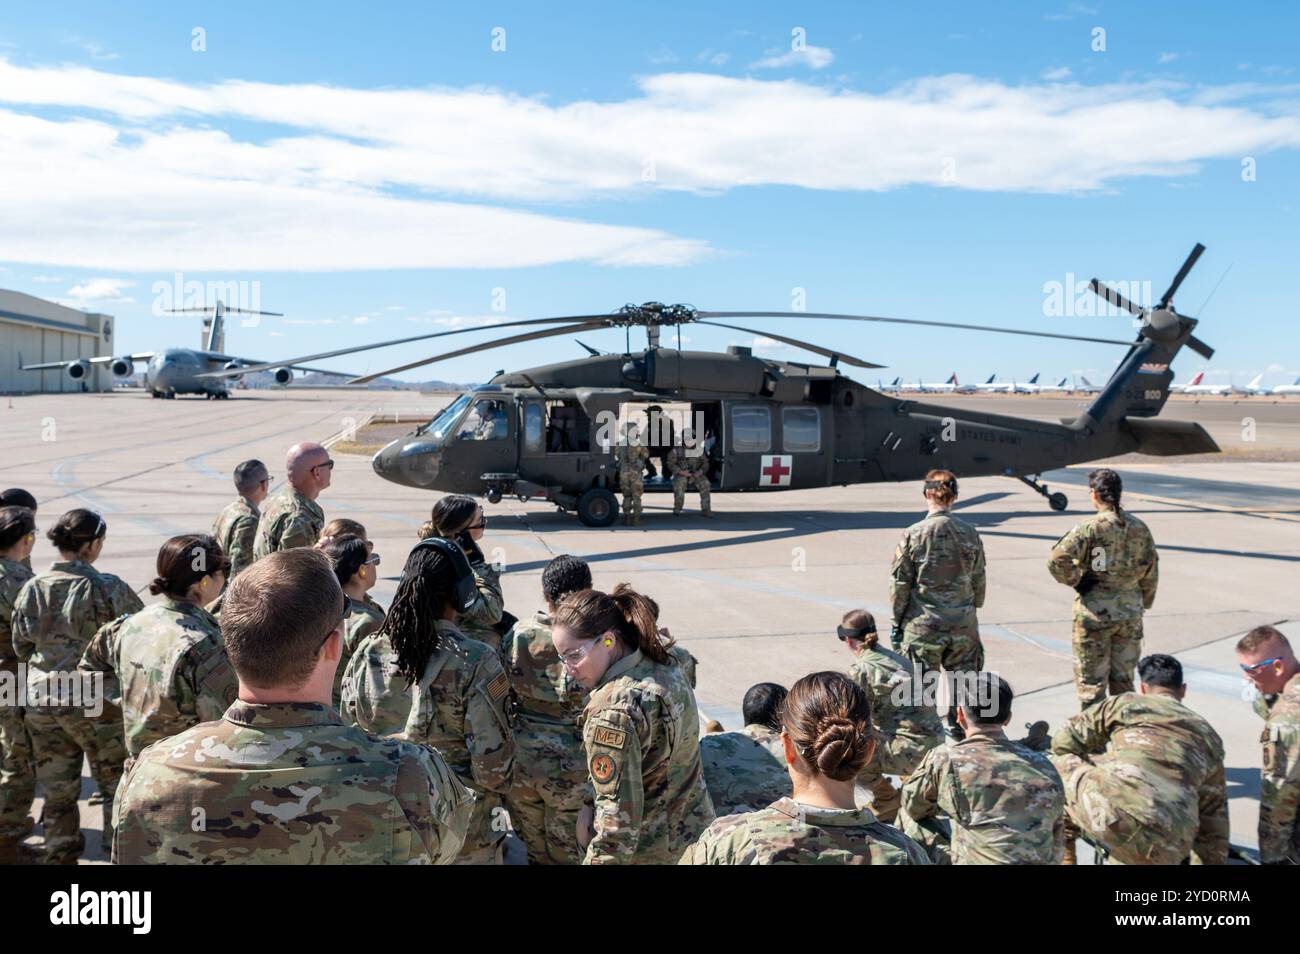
[372,437,440,488]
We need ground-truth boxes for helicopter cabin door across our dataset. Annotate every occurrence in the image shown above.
[721,401,829,491]
[518,398,603,490]
[449,395,514,488]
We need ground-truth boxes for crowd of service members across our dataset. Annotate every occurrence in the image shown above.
[0,449,1296,865]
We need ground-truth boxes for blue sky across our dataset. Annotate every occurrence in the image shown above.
[1,1,1297,387]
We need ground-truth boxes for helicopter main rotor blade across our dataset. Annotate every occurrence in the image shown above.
[195,313,613,379]
[1159,242,1206,308]
[694,321,884,368]
[696,311,1134,347]
[1088,279,1147,317]
[347,320,612,384]
[1186,334,1215,360]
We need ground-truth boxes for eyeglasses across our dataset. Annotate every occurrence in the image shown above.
[259,475,273,487]
[318,594,353,650]
[557,632,611,668]
[1240,657,1282,675]
[466,514,487,531]
[313,460,335,472]
[364,553,381,567]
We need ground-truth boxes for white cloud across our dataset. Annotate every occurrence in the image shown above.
[697,49,730,67]
[2,58,1300,272]
[64,36,119,62]
[1158,52,1180,65]
[751,45,834,71]
[59,277,134,307]
[353,314,377,324]
[1042,66,1073,81]
[32,275,65,283]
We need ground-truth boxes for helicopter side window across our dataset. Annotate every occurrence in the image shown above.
[782,407,821,453]
[456,399,509,441]
[731,405,771,453]
[425,393,471,441]
[523,402,545,453]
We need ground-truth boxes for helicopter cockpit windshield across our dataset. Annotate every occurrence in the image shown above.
[417,393,472,444]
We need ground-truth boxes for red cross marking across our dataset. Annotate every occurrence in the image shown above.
[761,456,791,485]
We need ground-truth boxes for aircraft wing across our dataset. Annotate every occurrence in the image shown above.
[195,355,360,379]
[20,352,154,371]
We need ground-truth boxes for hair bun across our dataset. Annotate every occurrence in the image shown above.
[813,716,869,778]
[147,576,169,596]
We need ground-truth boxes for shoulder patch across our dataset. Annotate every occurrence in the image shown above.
[591,721,627,749]
[590,752,617,784]
[486,671,509,703]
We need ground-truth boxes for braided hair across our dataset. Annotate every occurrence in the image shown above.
[1088,468,1123,509]
[379,544,462,686]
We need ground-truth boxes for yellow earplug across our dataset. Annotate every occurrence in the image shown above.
[603,638,613,647]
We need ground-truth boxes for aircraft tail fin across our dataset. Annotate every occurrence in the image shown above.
[1029,372,1040,384]
[205,304,224,353]
[1247,373,1263,390]
[1077,317,1206,430]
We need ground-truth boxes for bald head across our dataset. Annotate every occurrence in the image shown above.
[286,442,332,497]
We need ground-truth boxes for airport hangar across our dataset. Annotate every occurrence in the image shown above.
[0,289,114,394]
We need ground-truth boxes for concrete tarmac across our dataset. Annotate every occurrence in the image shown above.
[3,388,1297,862]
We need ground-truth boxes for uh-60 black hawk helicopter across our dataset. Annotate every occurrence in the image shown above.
[206,244,1220,527]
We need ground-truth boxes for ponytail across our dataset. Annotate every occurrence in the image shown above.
[554,584,672,665]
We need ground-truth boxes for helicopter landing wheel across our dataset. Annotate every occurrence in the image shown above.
[485,486,503,504]
[576,487,619,528]
[1049,492,1069,511]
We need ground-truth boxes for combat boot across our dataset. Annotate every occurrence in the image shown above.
[632,515,642,526]
[1019,720,1050,751]
[1062,838,1077,865]
[702,509,713,518]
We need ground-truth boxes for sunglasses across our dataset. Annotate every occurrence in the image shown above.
[313,460,336,472]
[318,594,354,650]
[1240,657,1282,675]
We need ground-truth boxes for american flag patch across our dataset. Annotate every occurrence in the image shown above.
[1138,362,1168,374]
[487,671,509,703]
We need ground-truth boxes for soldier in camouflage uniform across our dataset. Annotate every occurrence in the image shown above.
[553,584,714,863]
[0,506,37,863]
[699,683,790,816]
[501,555,593,864]
[418,496,508,649]
[667,431,712,517]
[81,535,239,759]
[1048,468,1158,709]
[890,470,986,736]
[901,672,1065,865]
[839,610,944,822]
[1050,654,1228,865]
[252,442,330,561]
[113,549,474,864]
[212,459,270,581]
[10,509,123,863]
[616,423,650,525]
[682,672,930,865]
[342,540,515,864]
[1236,625,1300,864]
[318,535,385,708]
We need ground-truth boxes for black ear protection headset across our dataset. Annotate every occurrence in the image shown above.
[837,624,876,642]
[409,537,479,614]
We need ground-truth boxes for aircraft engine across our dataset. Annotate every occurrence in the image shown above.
[223,360,244,381]
[110,357,133,377]
[272,367,294,386]
[66,359,91,380]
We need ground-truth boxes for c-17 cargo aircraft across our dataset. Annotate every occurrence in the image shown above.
[21,300,356,398]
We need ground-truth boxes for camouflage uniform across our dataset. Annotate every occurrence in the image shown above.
[212,497,259,579]
[900,732,1065,865]
[616,441,650,523]
[332,593,384,709]
[10,560,122,862]
[341,617,515,864]
[847,641,945,822]
[457,543,507,649]
[80,598,238,758]
[252,485,324,561]
[501,610,589,864]
[1255,673,1300,864]
[80,574,144,801]
[680,797,931,865]
[112,700,474,864]
[667,446,711,515]
[580,648,715,864]
[699,723,790,816]
[1048,507,1158,708]
[891,508,987,683]
[1049,691,1228,865]
[0,557,36,851]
